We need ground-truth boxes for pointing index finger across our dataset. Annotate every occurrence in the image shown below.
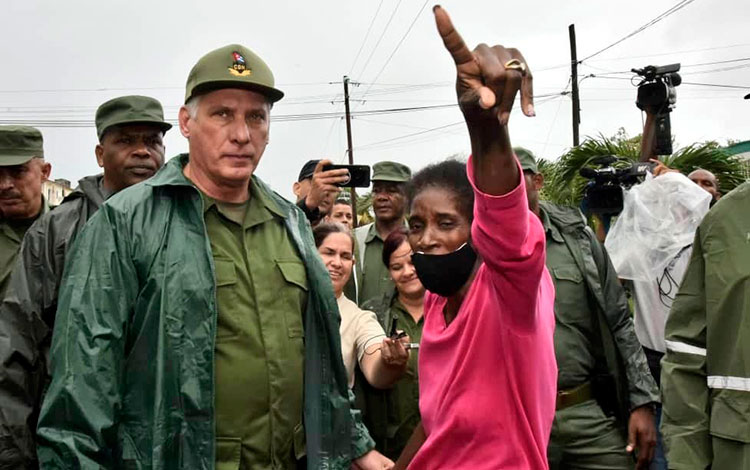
[434,5,473,66]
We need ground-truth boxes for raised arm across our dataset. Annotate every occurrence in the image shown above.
[434,5,534,196]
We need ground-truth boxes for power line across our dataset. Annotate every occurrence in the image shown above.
[585,42,750,63]
[353,0,405,79]
[0,103,462,128]
[581,0,698,62]
[360,0,431,99]
[585,74,750,90]
[348,0,386,74]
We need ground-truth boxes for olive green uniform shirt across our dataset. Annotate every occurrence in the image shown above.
[358,224,394,306]
[0,201,47,298]
[200,182,307,470]
[541,208,597,391]
[359,294,423,460]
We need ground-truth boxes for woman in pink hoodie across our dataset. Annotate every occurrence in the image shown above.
[393,7,557,470]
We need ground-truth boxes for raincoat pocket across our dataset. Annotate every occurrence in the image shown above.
[216,436,242,470]
[710,391,750,443]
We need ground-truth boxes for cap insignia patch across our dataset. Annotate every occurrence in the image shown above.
[229,51,252,77]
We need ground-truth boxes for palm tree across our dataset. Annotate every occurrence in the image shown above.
[355,191,374,226]
[542,133,747,207]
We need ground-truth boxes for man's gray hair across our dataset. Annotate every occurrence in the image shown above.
[185,95,202,119]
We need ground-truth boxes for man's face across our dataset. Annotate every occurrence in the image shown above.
[96,124,165,192]
[326,202,354,229]
[688,169,720,201]
[372,181,406,223]
[179,88,270,188]
[0,158,51,219]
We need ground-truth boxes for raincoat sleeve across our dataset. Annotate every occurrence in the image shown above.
[0,231,50,469]
[660,228,711,469]
[36,206,138,468]
[586,228,659,410]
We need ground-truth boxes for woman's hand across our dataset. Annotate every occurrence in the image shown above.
[435,5,534,129]
[352,449,395,470]
[380,336,410,369]
[434,5,534,195]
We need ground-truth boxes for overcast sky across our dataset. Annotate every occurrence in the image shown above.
[2,0,748,200]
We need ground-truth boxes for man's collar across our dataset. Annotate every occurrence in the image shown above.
[539,207,564,243]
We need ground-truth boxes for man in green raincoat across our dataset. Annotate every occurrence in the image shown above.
[661,181,750,470]
[36,44,387,470]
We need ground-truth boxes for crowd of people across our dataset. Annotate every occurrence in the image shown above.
[0,5,748,470]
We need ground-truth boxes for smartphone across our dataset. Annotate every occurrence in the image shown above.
[322,164,371,188]
[389,315,399,338]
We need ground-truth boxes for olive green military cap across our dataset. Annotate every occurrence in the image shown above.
[514,147,539,174]
[184,44,284,104]
[0,125,44,166]
[372,161,411,183]
[95,95,172,141]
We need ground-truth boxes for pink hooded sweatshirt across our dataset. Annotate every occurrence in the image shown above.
[409,157,557,470]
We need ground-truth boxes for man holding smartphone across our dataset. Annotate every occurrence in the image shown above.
[293,159,349,226]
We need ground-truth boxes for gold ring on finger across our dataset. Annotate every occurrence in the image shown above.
[504,59,527,74]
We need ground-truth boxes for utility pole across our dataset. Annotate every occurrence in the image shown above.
[569,24,581,147]
[343,75,358,227]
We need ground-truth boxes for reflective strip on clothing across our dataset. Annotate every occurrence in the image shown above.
[707,376,750,392]
[665,340,706,357]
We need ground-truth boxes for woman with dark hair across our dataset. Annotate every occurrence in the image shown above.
[313,222,410,391]
[358,227,425,460]
[393,7,556,470]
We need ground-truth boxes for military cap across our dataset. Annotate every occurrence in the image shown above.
[298,159,320,181]
[514,147,539,174]
[0,126,44,166]
[95,96,172,141]
[372,161,411,183]
[185,44,284,104]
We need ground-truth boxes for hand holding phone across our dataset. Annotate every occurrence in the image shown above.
[321,164,371,188]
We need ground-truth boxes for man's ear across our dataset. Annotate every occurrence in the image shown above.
[178,106,191,138]
[95,144,105,168]
[40,161,52,180]
[534,173,545,191]
[292,181,301,198]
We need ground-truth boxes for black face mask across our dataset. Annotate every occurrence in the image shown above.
[411,243,478,297]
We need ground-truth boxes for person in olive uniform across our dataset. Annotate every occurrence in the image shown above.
[357,227,425,460]
[517,148,660,470]
[354,161,411,306]
[661,181,750,470]
[0,126,50,299]
[37,45,383,470]
[0,96,170,468]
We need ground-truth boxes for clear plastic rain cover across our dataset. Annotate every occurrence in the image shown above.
[604,172,711,282]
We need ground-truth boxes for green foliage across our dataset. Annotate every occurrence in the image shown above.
[540,133,747,206]
[355,191,374,225]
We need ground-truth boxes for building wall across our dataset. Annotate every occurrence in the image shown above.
[42,179,74,206]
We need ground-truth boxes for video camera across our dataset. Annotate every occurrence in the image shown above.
[580,156,655,215]
[632,63,681,155]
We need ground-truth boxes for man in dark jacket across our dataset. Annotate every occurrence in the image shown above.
[516,148,660,470]
[36,45,383,470]
[0,126,50,299]
[0,95,171,468]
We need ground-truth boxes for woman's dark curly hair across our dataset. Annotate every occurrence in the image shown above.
[407,159,474,222]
